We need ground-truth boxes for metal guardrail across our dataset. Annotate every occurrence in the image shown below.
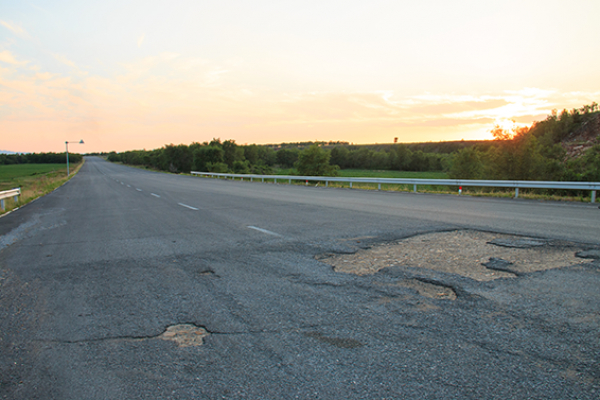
[191,172,599,203]
[0,188,21,211]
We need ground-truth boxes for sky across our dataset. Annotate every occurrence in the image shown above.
[1,0,600,154]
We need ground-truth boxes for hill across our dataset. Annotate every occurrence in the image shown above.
[561,112,600,159]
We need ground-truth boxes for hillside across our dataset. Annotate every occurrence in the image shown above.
[562,112,600,159]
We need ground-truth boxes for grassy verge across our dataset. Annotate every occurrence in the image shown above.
[0,161,84,215]
[273,168,448,179]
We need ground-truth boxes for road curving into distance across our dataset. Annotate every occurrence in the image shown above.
[1,156,599,399]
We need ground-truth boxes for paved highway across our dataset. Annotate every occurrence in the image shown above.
[1,156,599,399]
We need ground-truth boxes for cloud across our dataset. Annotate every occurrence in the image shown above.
[52,53,77,68]
[137,33,145,48]
[0,50,27,65]
[0,20,27,37]
[2,46,598,152]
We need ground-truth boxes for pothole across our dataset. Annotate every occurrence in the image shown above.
[321,230,590,281]
[395,279,457,300]
[158,324,209,347]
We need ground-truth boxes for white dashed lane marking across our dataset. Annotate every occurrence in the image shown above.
[178,203,199,211]
[247,226,282,237]
[151,193,161,198]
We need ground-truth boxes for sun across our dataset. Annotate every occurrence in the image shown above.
[494,118,519,132]
[490,118,530,140]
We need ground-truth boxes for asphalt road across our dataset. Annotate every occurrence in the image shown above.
[1,156,599,399]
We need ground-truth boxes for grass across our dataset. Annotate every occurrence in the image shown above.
[0,163,68,180]
[0,161,84,215]
[337,169,448,179]
[273,168,448,179]
[243,167,594,202]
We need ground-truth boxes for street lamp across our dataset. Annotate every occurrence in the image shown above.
[66,140,84,176]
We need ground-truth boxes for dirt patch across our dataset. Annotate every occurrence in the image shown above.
[322,230,589,281]
[158,324,209,347]
[395,279,457,300]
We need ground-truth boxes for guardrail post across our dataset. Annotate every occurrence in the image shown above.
[289,179,291,184]
[592,190,596,203]
[262,177,264,182]
[274,178,277,184]
[515,188,519,198]
[250,177,253,182]
[413,184,417,193]
[326,181,328,187]
[378,183,381,190]
[0,199,4,211]
[349,182,352,189]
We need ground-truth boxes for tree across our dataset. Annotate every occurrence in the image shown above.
[449,148,483,179]
[193,145,224,172]
[295,144,339,176]
[276,148,299,168]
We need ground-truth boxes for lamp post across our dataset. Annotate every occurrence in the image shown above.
[66,140,84,176]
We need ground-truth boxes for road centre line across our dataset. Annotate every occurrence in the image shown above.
[151,193,160,198]
[127,185,131,187]
[178,203,199,211]
[247,226,282,237]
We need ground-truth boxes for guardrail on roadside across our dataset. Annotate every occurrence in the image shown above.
[190,172,599,203]
[0,188,21,211]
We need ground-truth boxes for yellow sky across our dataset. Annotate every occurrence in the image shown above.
[1,1,599,153]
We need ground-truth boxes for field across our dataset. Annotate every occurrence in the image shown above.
[0,162,83,214]
[0,164,67,181]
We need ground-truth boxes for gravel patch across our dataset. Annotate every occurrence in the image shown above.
[322,230,591,281]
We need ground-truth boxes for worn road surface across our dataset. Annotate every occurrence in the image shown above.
[1,157,599,399]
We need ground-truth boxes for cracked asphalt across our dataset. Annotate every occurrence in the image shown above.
[1,156,599,399]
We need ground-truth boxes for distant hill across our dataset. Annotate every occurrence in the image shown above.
[0,150,17,154]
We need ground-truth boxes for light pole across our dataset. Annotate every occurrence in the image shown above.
[66,140,84,176]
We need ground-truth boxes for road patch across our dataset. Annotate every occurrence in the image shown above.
[158,324,209,347]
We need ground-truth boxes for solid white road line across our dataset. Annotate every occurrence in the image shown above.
[151,193,160,198]
[178,203,199,210]
[247,226,282,237]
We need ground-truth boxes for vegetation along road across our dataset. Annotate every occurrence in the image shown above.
[1,156,599,399]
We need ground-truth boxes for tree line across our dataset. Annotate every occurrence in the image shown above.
[108,103,599,182]
[0,152,83,165]
[107,139,452,176]
[450,103,600,182]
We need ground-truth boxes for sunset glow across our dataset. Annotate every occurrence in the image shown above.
[1,1,599,153]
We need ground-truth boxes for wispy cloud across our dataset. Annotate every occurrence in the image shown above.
[52,53,77,68]
[0,20,28,37]
[1,46,598,152]
[0,50,28,65]
[137,33,145,48]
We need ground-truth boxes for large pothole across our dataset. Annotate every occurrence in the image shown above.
[321,230,591,281]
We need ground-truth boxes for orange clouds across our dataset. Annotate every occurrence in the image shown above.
[1,50,599,153]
